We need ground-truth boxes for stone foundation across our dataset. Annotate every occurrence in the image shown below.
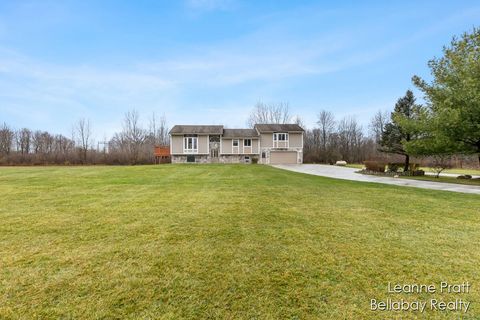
[171,155,209,163]
[172,154,258,164]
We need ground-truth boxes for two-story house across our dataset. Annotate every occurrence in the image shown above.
[169,123,304,164]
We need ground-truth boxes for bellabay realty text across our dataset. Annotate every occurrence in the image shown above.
[371,282,472,313]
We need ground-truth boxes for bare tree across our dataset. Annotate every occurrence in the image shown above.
[430,155,452,178]
[317,110,335,151]
[75,118,92,164]
[369,110,389,143]
[149,112,169,146]
[122,110,147,165]
[337,116,363,163]
[16,128,31,155]
[247,101,291,127]
[0,123,14,155]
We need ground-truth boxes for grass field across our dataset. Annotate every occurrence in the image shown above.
[345,163,364,169]
[1,165,479,319]
[347,163,480,176]
[401,175,480,186]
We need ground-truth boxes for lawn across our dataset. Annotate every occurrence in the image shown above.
[420,167,480,176]
[401,175,480,186]
[347,163,480,176]
[344,163,364,169]
[1,165,479,319]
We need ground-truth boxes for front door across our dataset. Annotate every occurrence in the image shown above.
[209,135,220,163]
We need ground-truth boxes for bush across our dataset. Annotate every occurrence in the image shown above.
[364,161,385,173]
[251,157,258,164]
[412,170,425,176]
[387,163,402,173]
[410,163,420,171]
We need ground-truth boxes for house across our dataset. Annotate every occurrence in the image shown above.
[169,123,304,164]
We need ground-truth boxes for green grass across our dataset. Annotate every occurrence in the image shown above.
[401,175,480,186]
[347,164,480,176]
[344,163,364,169]
[1,165,479,319]
[420,167,480,176]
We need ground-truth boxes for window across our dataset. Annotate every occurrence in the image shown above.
[273,132,289,148]
[244,139,252,147]
[232,139,239,147]
[262,152,266,158]
[184,135,198,153]
[187,155,195,163]
[274,133,288,141]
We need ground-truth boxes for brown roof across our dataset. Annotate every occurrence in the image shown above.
[254,123,304,133]
[222,129,259,138]
[169,125,224,135]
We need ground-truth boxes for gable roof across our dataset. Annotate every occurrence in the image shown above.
[169,125,224,135]
[222,129,259,138]
[254,123,304,133]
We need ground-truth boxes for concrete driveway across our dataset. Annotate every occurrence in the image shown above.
[273,164,480,195]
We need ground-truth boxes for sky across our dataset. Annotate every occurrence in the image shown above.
[0,0,479,139]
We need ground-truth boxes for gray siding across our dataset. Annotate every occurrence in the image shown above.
[198,135,208,154]
[259,132,302,149]
[221,138,232,154]
[170,135,209,154]
[288,132,303,148]
[260,133,273,148]
[221,138,259,155]
[171,135,183,154]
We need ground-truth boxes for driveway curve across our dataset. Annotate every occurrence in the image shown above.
[273,164,480,195]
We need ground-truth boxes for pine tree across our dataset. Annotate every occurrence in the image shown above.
[379,90,421,171]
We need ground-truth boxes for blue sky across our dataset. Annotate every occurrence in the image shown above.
[1,0,479,139]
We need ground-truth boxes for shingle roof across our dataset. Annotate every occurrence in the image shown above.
[222,129,259,138]
[169,125,224,135]
[254,123,304,133]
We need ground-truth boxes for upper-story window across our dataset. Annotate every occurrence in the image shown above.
[244,139,252,147]
[273,132,289,148]
[184,134,198,153]
[274,133,288,141]
[232,139,239,147]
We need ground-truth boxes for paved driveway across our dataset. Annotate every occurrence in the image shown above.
[273,164,480,195]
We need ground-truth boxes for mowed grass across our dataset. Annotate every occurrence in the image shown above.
[401,175,480,186]
[348,163,480,176]
[421,167,480,176]
[1,165,479,319]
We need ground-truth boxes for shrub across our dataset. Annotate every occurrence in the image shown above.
[387,163,402,173]
[364,161,385,173]
[251,157,258,164]
[412,170,425,176]
[410,163,420,171]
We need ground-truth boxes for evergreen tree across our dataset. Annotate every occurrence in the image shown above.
[412,28,480,165]
[380,90,421,171]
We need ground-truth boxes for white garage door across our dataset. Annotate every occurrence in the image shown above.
[270,151,297,164]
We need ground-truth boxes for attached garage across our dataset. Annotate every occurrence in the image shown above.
[270,151,298,164]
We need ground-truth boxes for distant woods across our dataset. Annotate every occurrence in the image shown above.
[302,111,378,164]
[0,111,169,165]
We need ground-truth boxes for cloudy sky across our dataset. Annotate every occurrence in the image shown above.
[1,0,479,139]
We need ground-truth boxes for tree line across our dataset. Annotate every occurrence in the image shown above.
[0,111,169,165]
[1,28,478,167]
[247,101,381,164]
